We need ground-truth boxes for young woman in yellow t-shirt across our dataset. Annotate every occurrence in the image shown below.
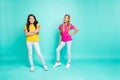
[24,14,48,72]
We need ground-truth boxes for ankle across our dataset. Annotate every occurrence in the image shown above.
[56,61,60,63]
[43,64,46,66]
[31,65,34,67]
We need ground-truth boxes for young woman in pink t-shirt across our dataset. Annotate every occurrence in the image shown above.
[53,14,79,68]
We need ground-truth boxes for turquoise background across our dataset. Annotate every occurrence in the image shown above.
[0,0,120,80]
[0,0,120,60]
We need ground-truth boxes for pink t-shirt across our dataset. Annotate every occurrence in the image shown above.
[59,24,75,42]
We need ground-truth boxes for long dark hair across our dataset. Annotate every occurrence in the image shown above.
[26,14,38,32]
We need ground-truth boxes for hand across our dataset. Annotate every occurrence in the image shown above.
[69,33,73,37]
[26,32,32,36]
[31,30,39,35]
[31,30,38,33]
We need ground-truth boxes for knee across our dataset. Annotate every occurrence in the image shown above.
[67,50,71,54]
[28,53,32,57]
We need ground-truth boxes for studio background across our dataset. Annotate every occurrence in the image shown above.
[0,0,120,80]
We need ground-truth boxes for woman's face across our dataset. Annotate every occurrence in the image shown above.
[64,16,70,23]
[29,16,35,24]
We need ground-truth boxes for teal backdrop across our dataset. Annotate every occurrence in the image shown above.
[0,0,120,60]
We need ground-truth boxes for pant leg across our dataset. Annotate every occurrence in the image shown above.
[56,41,65,61]
[33,42,46,65]
[26,42,34,66]
[66,41,72,63]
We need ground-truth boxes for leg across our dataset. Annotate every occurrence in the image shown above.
[26,42,33,66]
[33,42,48,71]
[56,41,65,62]
[26,42,34,72]
[65,41,72,68]
[33,42,46,65]
[53,41,65,68]
[66,41,72,64]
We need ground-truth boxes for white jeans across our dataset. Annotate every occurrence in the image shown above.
[56,41,72,63]
[26,42,46,66]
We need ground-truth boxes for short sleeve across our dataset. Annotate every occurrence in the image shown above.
[70,24,75,30]
[24,26,27,31]
[59,24,62,30]
[37,24,40,28]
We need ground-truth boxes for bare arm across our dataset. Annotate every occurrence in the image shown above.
[24,30,32,36]
[24,26,40,36]
[31,26,40,34]
[70,27,79,36]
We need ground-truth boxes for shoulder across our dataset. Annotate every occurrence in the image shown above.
[59,24,63,30]
[37,23,40,27]
[70,24,74,27]
[59,24,63,27]
[36,23,40,28]
[24,25,27,31]
[70,24,75,29]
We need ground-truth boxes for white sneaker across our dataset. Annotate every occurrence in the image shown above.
[53,62,61,68]
[43,65,48,71]
[65,63,71,69]
[30,65,34,72]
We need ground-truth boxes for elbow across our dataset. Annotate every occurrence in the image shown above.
[37,30,40,33]
[36,29,40,33]
[76,28,79,32]
[26,32,31,36]
[26,34,29,36]
[74,27,79,32]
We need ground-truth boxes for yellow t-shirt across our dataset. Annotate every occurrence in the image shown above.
[24,24,40,42]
